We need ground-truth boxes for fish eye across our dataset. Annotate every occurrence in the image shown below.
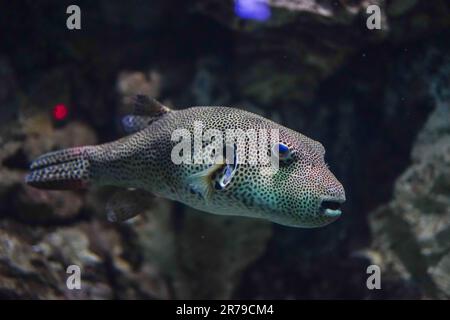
[274,143,292,162]
[278,143,289,154]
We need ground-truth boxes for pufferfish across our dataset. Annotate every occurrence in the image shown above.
[26,95,345,228]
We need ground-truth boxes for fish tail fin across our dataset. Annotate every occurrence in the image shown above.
[26,146,94,190]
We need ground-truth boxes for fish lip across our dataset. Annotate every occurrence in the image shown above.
[319,196,345,218]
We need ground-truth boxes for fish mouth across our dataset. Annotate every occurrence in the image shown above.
[320,197,345,218]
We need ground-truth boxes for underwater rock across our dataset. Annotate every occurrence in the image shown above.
[120,198,272,299]
[0,224,63,299]
[12,188,83,224]
[0,216,177,299]
[117,198,176,299]
[368,96,450,299]
[173,210,272,299]
[0,220,111,299]
[198,0,449,108]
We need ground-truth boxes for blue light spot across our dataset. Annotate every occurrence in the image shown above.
[122,115,136,133]
[234,0,271,21]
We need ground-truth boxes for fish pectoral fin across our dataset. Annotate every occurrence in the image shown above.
[106,189,152,222]
[187,163,223,200]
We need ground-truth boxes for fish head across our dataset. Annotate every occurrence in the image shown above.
[227,126,346,228]
[274,138,345,227]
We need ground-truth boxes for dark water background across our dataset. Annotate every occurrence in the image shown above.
[0,0,449,299]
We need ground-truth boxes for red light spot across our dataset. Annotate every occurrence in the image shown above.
[53,104,68,121]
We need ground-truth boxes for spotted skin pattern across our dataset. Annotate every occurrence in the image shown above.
[27,102,345,228]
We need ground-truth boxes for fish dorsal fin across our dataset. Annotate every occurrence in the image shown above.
[122,95,171,134]
[131,95,171,117]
